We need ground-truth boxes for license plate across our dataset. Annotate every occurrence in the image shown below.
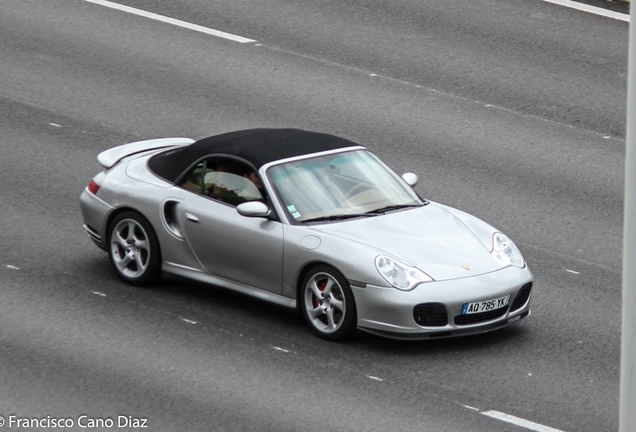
[462,295,510,315]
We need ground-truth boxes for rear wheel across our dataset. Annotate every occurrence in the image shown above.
[108,211,161,286]
[300,265,357,341]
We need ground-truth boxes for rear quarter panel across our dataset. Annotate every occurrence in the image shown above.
[97,159,204,273]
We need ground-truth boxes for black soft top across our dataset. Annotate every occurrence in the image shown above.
[148,128,360,183]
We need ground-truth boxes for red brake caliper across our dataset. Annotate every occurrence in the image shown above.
[314,279,327,308]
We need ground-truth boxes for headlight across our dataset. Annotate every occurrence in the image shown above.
[491,233,525,268]
[375,255,434,291]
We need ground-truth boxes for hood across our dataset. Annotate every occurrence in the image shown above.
[313,203,503,281]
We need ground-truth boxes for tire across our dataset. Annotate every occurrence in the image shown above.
[107,211,161,286]
[300,265,357,341]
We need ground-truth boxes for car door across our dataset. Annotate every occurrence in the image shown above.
[179,167,284,294]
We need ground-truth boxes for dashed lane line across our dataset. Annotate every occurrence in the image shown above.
[83,0,256,43]
[540,0,629,22]
[482,410,566,432]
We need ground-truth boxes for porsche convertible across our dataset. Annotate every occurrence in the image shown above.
[80,128,533,340]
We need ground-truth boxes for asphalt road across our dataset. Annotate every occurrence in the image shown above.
[0,0,628,431]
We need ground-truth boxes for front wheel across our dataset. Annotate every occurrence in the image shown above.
[108,211,161,286]
[300,265,357,341]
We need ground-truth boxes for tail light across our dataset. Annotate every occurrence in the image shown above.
[87,172,106,195]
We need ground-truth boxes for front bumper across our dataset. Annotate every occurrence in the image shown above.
[352,265,533,340]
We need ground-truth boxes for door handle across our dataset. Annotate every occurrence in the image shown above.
[185,213,200,224]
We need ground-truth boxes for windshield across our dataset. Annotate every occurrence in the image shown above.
[267,150,423,223]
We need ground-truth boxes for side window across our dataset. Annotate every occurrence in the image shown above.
[203,158,264,206]
[180,161,206,194]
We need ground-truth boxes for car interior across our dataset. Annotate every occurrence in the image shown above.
[180,158,264,206]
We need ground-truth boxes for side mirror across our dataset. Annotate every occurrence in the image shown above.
[402,172,418,187]
[237,201,271,218]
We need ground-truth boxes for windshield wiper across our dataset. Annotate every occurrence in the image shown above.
[365,202,424,215]
[301,202,426,223]
[301,213,378,223]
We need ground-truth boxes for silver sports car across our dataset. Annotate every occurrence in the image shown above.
[80,128,533,340]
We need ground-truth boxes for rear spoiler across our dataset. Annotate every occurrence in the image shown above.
[97,137,195,169]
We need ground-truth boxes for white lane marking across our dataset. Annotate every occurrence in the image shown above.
[540,0,629,22]
[49,123,61,127]
[84,0,256,43]
[6,265,20,270]
[92,291,107,297]
[273,346,290,353]
[180,318,197,324]
[367,376,383,381]
[482,410,566,432]
[565,269,580,274]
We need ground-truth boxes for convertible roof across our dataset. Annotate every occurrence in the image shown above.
[148,128,360,183]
